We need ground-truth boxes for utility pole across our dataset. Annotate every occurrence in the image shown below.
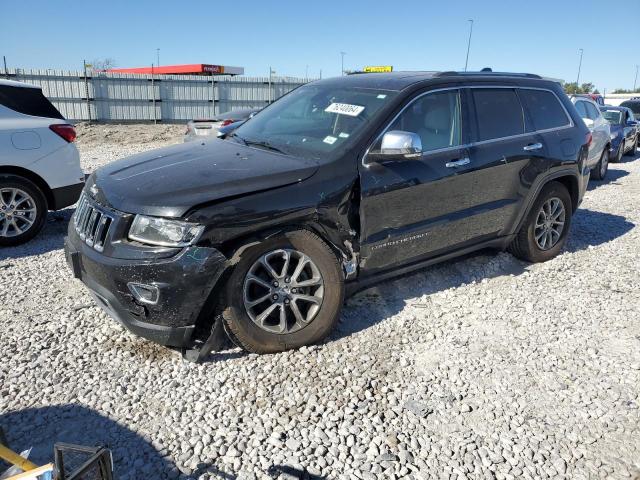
[634,64,639,92]
[340,52,346,76]
[83,60,91,124]
[151,63,157,125]
[305,65,308,80]
[464,19,474,72]
[156,48,160,67]
[319,69,322,79]
[576,48,584,89]
[2,56,7,78]
[268,66,275,104]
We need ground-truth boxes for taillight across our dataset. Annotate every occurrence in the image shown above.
[49,124,76,143]
[220,119,235,127]
[585,132,593,147]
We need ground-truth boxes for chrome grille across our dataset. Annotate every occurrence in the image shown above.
[73,194,114,252]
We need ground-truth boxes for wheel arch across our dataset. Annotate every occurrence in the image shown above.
[512,170,581,237]
[0,165,52,210]
[191,223,351,340]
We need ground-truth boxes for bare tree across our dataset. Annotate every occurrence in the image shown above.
[91,58,117,71]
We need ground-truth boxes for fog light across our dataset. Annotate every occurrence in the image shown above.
[127,282,160,305]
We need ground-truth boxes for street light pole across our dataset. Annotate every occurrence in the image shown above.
[156,48,160,68]
[340,51,346,76]
[634,64,639,92]
[464,19,474,72]
[576,48,584,88]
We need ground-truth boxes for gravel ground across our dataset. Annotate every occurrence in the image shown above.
[1,126,639,480]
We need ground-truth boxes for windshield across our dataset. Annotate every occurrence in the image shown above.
[601,110,623,125]
[230,84,397,159]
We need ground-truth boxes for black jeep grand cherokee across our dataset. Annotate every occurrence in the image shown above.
[65,71,590,355]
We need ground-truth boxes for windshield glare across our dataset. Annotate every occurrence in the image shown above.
[602,110,623,125]
[231,84,397,159]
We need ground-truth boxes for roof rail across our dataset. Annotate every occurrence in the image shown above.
[435,71,542,79]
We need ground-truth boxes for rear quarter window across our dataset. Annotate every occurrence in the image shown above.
[0,85,64,119]
[518,89,570,131]
[472,88,525,141]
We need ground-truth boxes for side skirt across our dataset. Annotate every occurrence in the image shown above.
[345,235,514,297]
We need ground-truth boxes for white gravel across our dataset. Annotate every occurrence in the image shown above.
[1,126,639,480]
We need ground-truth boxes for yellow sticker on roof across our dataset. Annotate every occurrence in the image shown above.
[325,103,365,117]
[364,65,393,73]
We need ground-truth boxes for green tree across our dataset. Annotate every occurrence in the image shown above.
[563,82,596,94]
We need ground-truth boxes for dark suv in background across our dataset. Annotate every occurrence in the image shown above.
[65,71,590,357]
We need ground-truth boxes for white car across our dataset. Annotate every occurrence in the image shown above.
[569,95,611,180]
[0,79,84,245]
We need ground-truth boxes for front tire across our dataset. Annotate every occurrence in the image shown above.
[221,230,344,354]
[591,148,609,180]
[509,181,572,263]
[0,175,47,246]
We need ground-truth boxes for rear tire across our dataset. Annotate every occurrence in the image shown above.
[0,175,47,246]
[221,230,344,354]
[509,181,572,263]
[591,148,609,180]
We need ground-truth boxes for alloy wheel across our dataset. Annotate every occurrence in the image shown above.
[243,249,324,334]
[0,188,37,238]
[534,197,566,251]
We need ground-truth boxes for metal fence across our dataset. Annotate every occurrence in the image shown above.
[3,68,312,123]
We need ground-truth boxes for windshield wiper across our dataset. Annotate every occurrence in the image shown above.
[243,139,287,155]
[229,132,248,145]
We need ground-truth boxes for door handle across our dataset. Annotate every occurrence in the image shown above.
[523,143,543,151]
[445,157,470,168]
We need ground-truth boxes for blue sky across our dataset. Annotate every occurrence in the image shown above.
[2,0,638,92]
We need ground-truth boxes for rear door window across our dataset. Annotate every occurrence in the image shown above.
[518,89,570,131]
[472,89,525,141]
[584,102,601,121]
[0,85,64,119]
[574,101,588,118]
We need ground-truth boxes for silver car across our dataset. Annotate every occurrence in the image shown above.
[569,96,611,180]
[183,108,260,142]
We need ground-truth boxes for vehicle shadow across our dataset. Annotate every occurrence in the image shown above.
[587,169,629,191]
[0,404,195,479]
[617,149,640,163]
[0,208,73,261]
[335,208,634,339]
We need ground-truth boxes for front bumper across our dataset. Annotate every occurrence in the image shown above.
[64,227,227,348]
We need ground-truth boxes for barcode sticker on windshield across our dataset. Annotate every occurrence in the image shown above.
[325,103,365,117]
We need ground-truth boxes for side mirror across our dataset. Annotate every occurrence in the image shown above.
[583,118,595,129]
[372,130,422,159]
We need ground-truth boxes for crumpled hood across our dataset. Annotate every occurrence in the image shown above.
[90,139,318,217]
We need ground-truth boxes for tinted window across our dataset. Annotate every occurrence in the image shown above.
[472,89,524,141]
[519,89,569,130]
[0,85,64,119]
[386,90,461,152]
[574,101,588,118]
[584,102,600,120]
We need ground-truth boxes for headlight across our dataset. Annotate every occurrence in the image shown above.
[128,215,204,247]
